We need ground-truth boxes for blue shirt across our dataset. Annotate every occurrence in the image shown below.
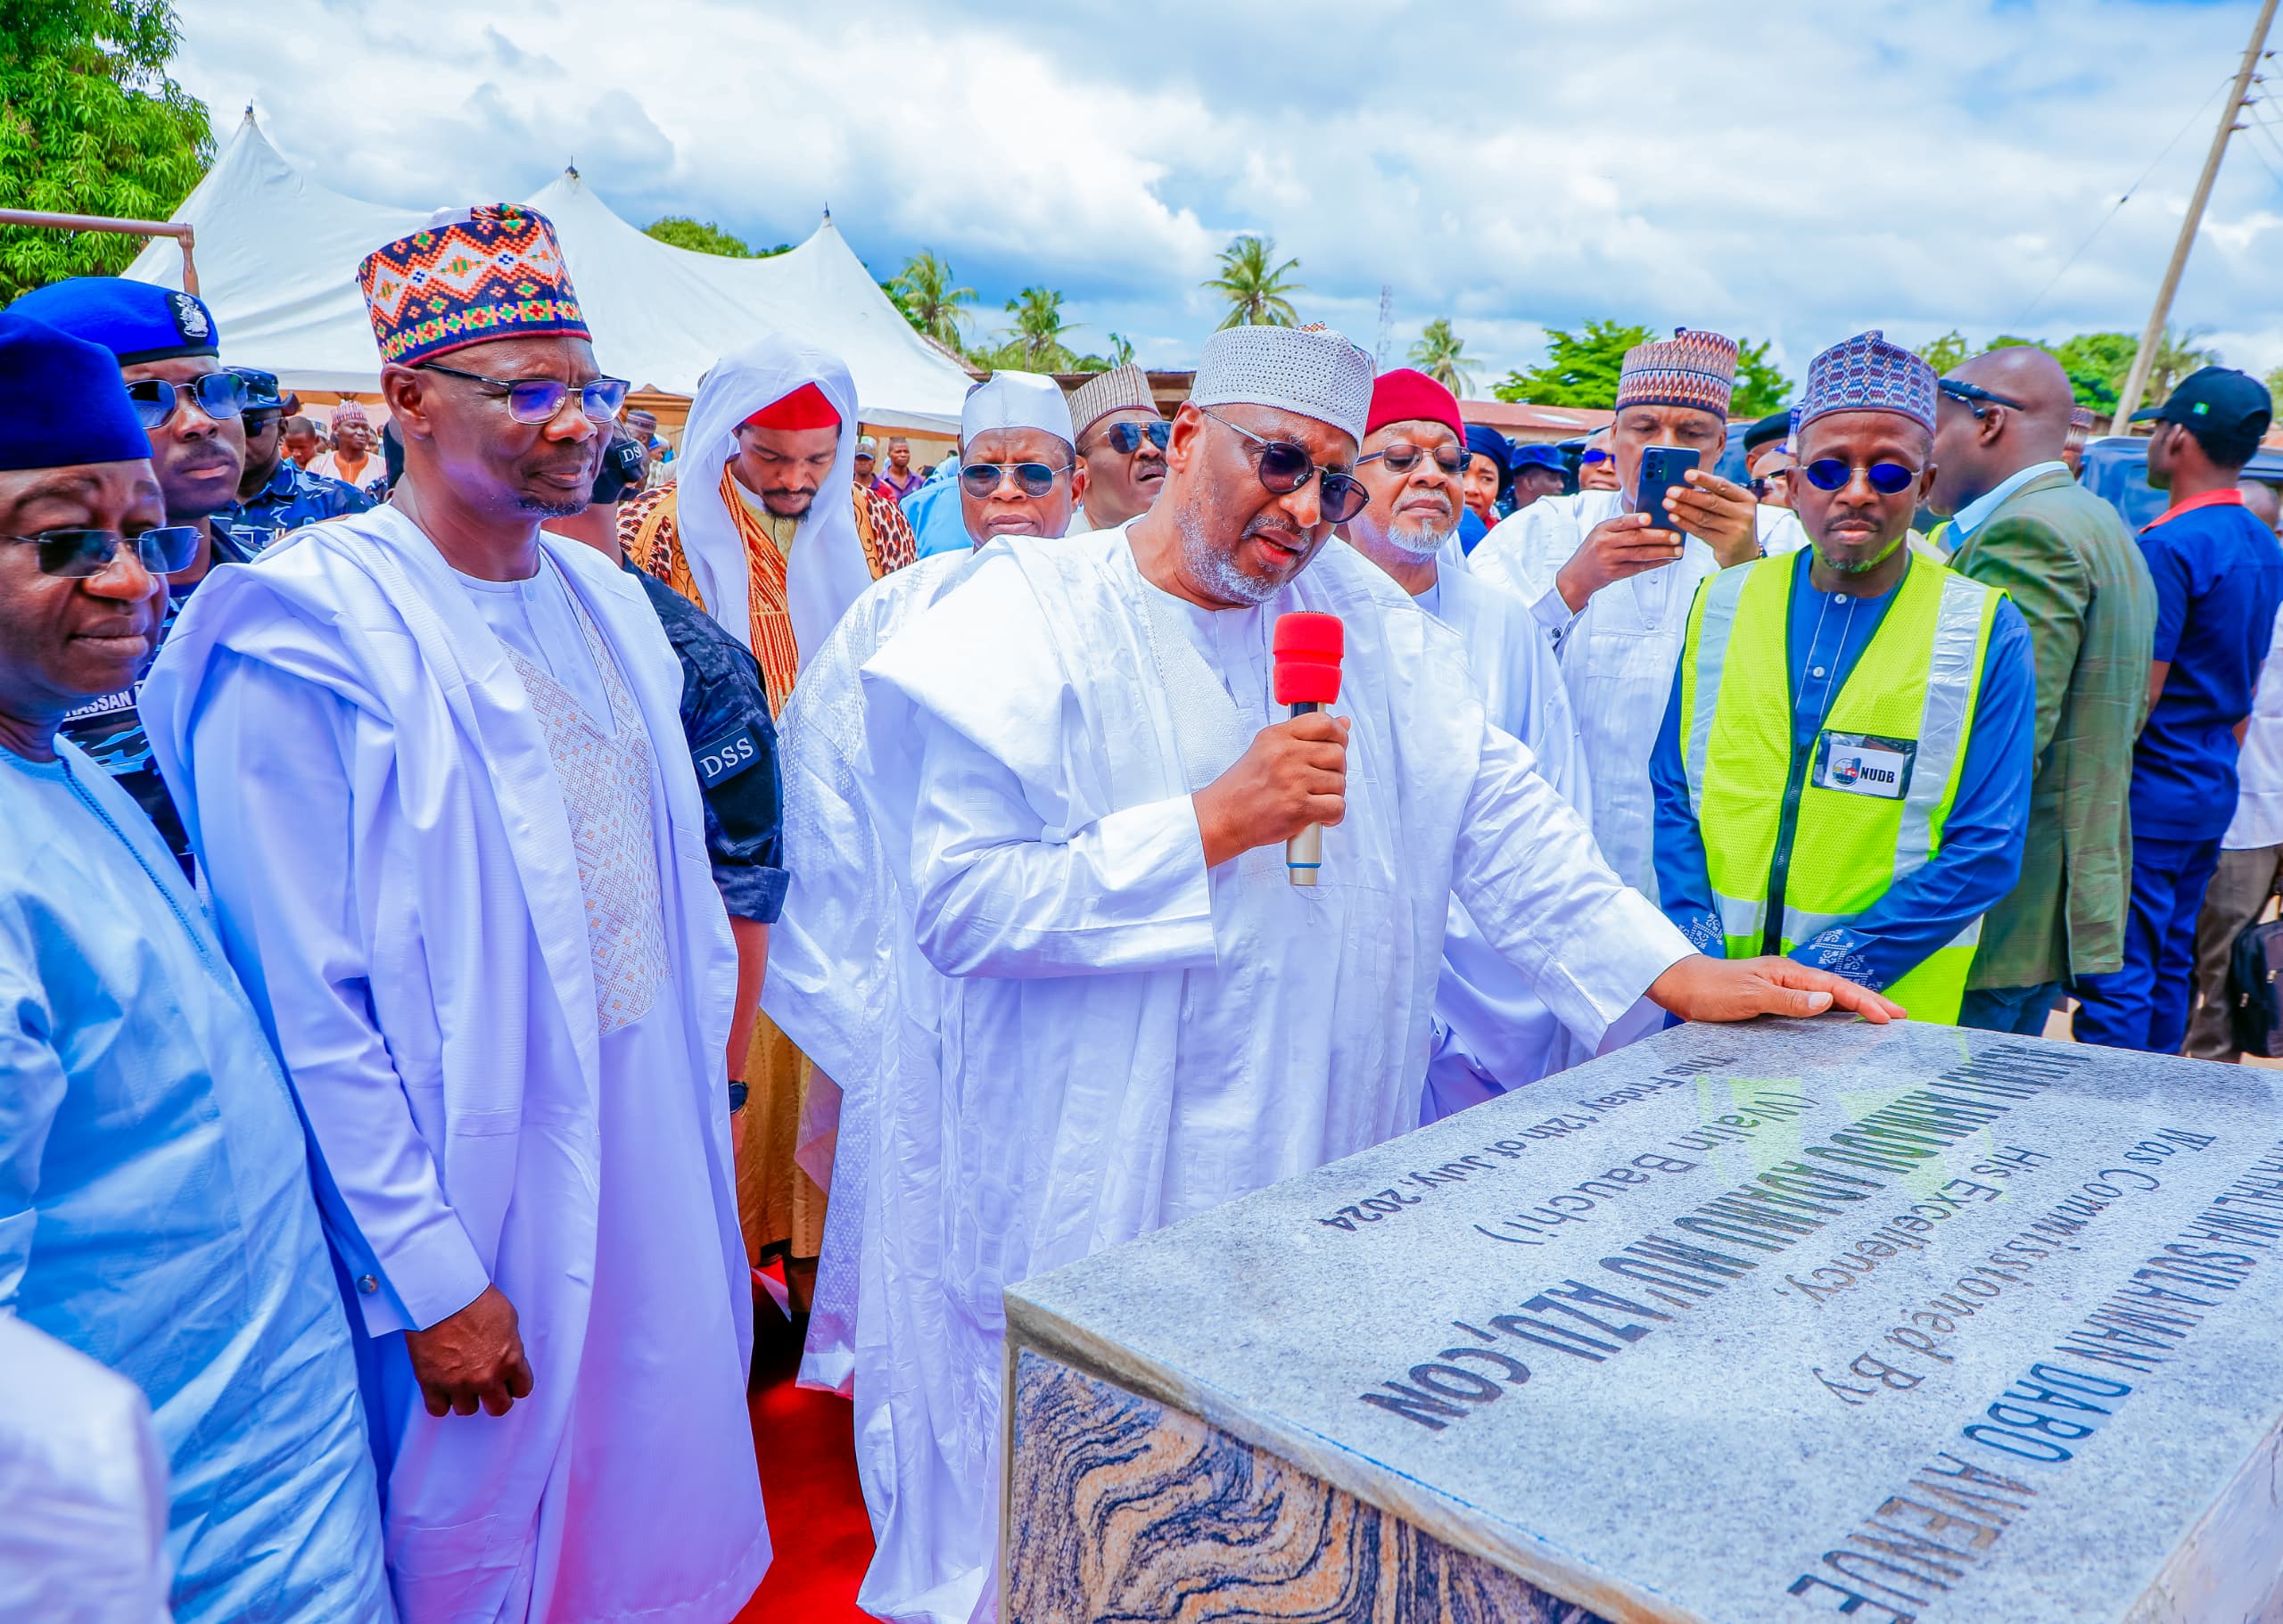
[221,459,372,552]
[0,740,388,1622]
[1457,505,1490,555]
[1651,550,2038,992]
[2131,490,2283,842]
[904,464,972,558]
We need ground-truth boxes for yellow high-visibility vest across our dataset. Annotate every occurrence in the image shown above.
[1677,549,2002,1024]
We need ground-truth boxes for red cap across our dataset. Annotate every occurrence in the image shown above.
[1273,611,1343,705]
[743,381,841,432]
[1364,367,1464,444]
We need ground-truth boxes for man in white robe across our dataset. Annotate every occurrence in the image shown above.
[1336,367,1597,1119]
[856,324,1902,1623]
[142,205,764,1623]
[766,374,1080,1616]
[1469,328,1807,902]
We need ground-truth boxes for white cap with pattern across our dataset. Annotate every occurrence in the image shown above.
[961,369,1076,450]
[1189,324,1372,443]
[1067,362,1161,440]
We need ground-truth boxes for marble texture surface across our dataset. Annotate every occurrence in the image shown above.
[1005,1020,2283,1623]
[1008,1348,1609,1623]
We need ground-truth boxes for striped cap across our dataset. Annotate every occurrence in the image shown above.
[1615,328,1739,416]
[1800,330,1938,434]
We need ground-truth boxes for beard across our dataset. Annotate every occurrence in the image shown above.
[1178,506,1287,606]
[517,491,591,519]
[1383,514,1456,558]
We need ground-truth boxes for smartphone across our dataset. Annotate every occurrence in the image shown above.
[1637,446,1702,532]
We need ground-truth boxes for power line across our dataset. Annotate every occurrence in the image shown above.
[2012,73,2235,329]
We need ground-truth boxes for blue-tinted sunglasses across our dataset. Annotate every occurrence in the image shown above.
[1801,458,1920,495]
[127,373,246,429]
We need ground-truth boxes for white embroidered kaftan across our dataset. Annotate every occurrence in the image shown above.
[852,525,1694,1622]
[142,508,764,1624]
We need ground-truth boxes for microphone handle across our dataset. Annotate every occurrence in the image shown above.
[1286,699,1323,886]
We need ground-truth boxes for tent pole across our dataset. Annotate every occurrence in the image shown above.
[0,209,199,294]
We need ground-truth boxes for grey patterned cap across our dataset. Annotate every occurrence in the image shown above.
[1190,324,1373,443]
[1067,363,1162,441]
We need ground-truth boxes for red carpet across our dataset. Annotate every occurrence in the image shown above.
[735,1270,876,1622]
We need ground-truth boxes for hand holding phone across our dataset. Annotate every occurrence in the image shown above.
[1636,445,1702,532]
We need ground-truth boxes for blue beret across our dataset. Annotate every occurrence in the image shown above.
[0,313,153,472]
[1509,441,1567,474]
[7,276,219,366]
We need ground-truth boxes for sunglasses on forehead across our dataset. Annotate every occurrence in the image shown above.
[1194,405,1370,524]
[1936,378,2025,418]
[127,373,246,429]
[4,524,201,578]
[1800,458,1922,494]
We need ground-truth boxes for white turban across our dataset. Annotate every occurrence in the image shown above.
[1190,325,1373,443]
[676,334,870,666]
[960,370,1075,452]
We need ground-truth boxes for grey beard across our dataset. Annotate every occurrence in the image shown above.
[1384,517,1455,558]
[1178,507,1282,606]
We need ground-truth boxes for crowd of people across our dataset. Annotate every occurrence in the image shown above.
[3,195,2279,1624]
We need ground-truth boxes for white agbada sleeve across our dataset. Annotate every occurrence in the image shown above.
[1469,494,1596,646]
[907,730,1216,980]
[1448,715,1694,1036]
[181,649,489,1336]
[0,1319,171,1624]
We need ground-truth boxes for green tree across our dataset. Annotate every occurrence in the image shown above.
[987,285,1078,371]
[1913,330,1973,375]
[1108,332,1136,367]
[890,250,977,352]
[2144,325,2217,403]
[1408,317,1479,396]
[641,216,787,259]
[1731,338,1793,418]
[2050,332,2136,410]
[1202,235,1302,330]
[1493,319,1653,408]
[0,0,212,304]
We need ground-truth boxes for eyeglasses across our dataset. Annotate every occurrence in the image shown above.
[3,524,201,578]
[1357,440,1470,477]
[1801,458,1921,495]
[416,363,631,425]
[1194,405,1369,524]
[1578,448,1612,465]
[1747,469,1793,500]
[1100,419,1172,455]
[1936,379,2025,419]
[960,461,1071,498]
[126,373,246,429]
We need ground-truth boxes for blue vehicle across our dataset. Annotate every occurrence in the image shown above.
[2078,435,2283,531]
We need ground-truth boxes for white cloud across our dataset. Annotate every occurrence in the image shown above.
[171,0,2283,384]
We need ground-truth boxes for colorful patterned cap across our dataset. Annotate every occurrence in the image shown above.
[1800,330,1939,434]
[1614,327,1739,416]
[357,205,588,368]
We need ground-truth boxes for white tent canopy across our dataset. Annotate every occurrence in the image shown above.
[124,112,974,432]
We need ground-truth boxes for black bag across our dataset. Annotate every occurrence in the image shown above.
[2228,917,2283,1059]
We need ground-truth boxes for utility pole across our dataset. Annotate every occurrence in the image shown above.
[2110,0,2277,433]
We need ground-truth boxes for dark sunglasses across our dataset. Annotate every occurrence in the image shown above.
[1358,440,1469,477]
[127,373,246,429]
[1102,420,1172,455]
[1578,448,1612,465]
[1936,378,2025,418]
[416,362,631,425]
[4,524,201,578]
[960,460,1070,498]
[1801,458,1921,495]
[1194,405,1369,524]
[1747,470,1793,500]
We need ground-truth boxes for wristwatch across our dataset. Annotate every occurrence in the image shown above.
[727,1080,749,1112]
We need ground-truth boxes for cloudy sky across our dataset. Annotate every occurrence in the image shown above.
[172,0,2283,388]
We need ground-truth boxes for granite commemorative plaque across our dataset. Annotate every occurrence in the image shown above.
[1003,1019,2283,1624]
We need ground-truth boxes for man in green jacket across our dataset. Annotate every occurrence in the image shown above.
[1930,346,2158,1032]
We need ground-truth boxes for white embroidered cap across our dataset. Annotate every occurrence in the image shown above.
[1189,324,1373,443]
[1067,362,1161,440]
[961,370,1076,451]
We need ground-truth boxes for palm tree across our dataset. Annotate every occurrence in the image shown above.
[1202,235,1303,330]
[2147,325,2218,402]
[1109,332,1136,367]
[892,251,977,352]
[1001,286,1076,369]
[1409,317,1478,397]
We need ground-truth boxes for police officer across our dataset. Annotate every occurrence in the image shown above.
[1649,333,2038,1024]
[225,366,372,548]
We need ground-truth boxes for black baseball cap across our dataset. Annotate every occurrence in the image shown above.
[1743,408,1793,456]
[2131,365,2272,440]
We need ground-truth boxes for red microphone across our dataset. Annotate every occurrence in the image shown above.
[1272,612,1344,887]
